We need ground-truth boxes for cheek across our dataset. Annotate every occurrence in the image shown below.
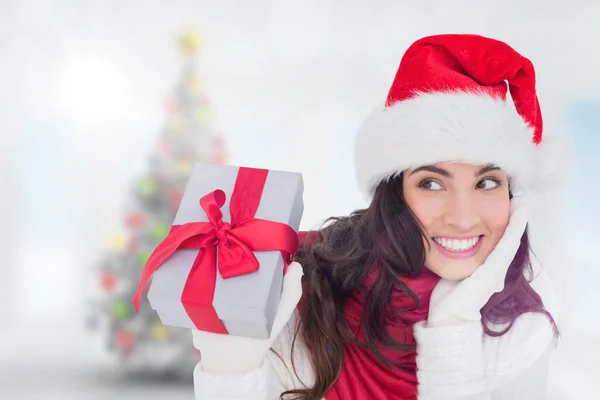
[403,190,438,232]
[408,203,436,231]
[482,198,511,237]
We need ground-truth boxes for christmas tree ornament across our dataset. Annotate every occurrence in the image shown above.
[151,223,169,241]
[127,236,141,253]
[193,107,211,123]
[160,139,173,155]
[110,234,128,252]
[210,152,225,164]
[187,78,203,94]
[168,188,183,211]
[113,300,130,319]
[210,137,227,164]
[175,159,192,175]
[100,272,117,291]
[178,31,203,58]
[138,251,151,268]
[164,98,180,115]
[151,322,169,341]
[125,211,146,230]
[139,177,157,196]
[167,115,183,132]
[116,330,134,352]
[197,94,210,107]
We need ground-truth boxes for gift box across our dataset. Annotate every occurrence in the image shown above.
[133,162,304,339]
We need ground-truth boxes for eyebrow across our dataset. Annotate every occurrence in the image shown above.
[476,164,501,176]
[409,163,500,178]
[409,165,452,178]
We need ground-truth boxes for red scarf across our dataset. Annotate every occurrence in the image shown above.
[297,231,440,400]
[324,267,440,399]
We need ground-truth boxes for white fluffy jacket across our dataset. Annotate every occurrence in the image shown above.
[192,257,558,400]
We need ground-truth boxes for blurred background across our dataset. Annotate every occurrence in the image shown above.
[0,0,598,399]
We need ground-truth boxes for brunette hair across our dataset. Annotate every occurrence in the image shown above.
[281,173,552,400]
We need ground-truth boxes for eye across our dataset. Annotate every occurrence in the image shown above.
[476,178,501,190]
[418,179,443,191]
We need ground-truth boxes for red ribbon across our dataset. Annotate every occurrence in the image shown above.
[133,167,299,334]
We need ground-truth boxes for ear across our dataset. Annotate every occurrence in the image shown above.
[530,135,574,193]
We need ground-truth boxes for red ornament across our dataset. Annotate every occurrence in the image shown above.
[168,188,183,210]
[210,151,226,164]
[197,94,210,107]
[116,330,134,352]
[127,236,141,253]
[100,273,117,291]
[210,136,227,164]
[125,212,146,230]
[164,98,180,115]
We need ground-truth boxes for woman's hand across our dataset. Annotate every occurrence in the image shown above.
[192,261,304,374]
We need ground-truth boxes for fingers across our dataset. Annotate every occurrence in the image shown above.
[282,262,304,286]
[268,262,304,346]
[192,326,262,349]
[509,195,528,217]
[470,196,528,295]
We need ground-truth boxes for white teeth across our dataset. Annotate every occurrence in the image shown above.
[433,236,480,251]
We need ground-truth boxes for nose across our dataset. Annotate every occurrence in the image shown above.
[441,193,481,231]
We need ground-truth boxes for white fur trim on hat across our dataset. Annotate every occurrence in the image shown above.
[354,90,570,198]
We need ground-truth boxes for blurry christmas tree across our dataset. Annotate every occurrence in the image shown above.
[86,31,227,380]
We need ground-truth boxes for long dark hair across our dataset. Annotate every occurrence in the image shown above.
[281,173,552,400]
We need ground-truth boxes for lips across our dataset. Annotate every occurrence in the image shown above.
[431,235,484,259]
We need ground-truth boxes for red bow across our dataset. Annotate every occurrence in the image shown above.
[133,167,299,334]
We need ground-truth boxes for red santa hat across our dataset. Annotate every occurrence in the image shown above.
[354,34,572,198]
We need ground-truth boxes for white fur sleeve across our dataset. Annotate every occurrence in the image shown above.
[414,312,556,400]
[491,344,552,399]
[193,312,314,400]
[484,312,556,390]
[266,310,315,393]
[415,320,491,399]
[193,360,272,399]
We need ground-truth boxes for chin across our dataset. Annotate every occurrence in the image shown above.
[426,260,481,281]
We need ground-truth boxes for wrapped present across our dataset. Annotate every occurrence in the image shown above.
[133,163,304,339]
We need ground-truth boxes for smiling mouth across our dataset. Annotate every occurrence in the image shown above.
[432,236,483,252]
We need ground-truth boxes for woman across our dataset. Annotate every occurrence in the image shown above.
[192,34,572,399]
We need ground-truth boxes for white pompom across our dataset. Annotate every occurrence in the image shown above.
[530,135,575,193]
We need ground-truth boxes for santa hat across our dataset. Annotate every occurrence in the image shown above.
[354,34,573,198]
